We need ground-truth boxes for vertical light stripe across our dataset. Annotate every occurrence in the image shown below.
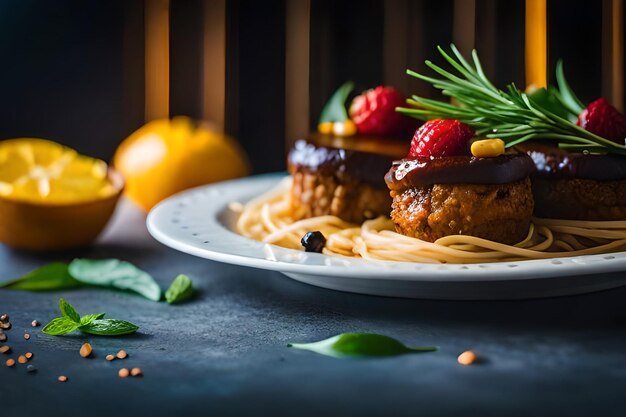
[145,0,170,121]
[612,0,624,111]
[525,0,547,88]
[285,0,311,146]
[383,0,409,92]
[202,0,226,129]
[475,0,497,80]
[453,0,476,58]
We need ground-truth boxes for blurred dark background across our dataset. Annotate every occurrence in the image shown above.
[0,0,624,173]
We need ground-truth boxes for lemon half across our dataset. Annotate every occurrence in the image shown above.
[0,138,123,250]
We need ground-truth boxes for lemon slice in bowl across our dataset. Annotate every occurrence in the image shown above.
[0,138,123,250]
[0,138,118,203]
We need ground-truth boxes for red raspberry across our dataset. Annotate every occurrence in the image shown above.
[349,86,420,137]
[408,119,474,158]
[577,98,626,144]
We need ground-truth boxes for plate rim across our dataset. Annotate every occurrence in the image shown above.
[146,173,626,283]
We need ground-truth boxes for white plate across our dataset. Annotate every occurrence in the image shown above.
[147,174,626,300]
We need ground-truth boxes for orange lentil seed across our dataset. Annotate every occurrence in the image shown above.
[130,367,142,377]
[0,345,10,354]
[79,343,93,358]
[458,350,478,366]
[105,354,115,361]
[18,355,27,364]
[116,350,128,359]
[6,358,15,367]
[25,352,33,359]
[118,368,130,378]
[58,375,68,382]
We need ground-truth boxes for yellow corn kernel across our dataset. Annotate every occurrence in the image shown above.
[471,139,505,158]
[317,122,333,134]
[332,120,357,137]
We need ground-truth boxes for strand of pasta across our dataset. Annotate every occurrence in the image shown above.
[235,179,626,264]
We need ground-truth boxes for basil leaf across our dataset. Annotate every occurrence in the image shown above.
[527,86,573,120]
[319,81,354,124]
[288,333,438,358]
[555,59,585,115]
[0,263,83,291]
[59,298,81,323]
[69,259,162,301]
[165,274,193,304]
[80,313,105,326]
[79,319,139,336]
[42,317,80,336]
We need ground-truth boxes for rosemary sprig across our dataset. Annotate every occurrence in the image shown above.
[397,45,626,156]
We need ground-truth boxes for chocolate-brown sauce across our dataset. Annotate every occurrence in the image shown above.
[287,135,409,188]
[385,153,535,191]
[515,142,626,180]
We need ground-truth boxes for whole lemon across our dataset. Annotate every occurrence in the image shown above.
[113,117,250,211]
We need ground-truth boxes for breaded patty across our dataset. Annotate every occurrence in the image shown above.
[532,178,626,220]
[390,178,534,244]
[290,170,391,223]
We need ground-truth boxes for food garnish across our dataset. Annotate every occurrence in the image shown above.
[397,45,626,156]
[457,350,478,365]
[288,332,438,358]
[349,85,418,136]
[42,298,139,337]
[1,260,200,305]
[79,343,93,358]
[318,81,356,136]
[408,119,474,158]
[300,231,327,253]
[165,274,194,304]
[470,138,505,158]
[68,258,162,302]
[577,97,626,143]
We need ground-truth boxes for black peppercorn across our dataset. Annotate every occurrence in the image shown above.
[301,231,327,253]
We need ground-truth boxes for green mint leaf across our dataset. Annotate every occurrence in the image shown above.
[59,298,81,323]
[0,263,83,291]
[79,319,139,336]
[69,259,162,301]
[42,317,80,336]
[165,274,193,304]
[288,333,438,358]
[80,313,106,326]
[319,81,354,124]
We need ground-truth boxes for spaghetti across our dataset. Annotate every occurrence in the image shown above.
[235,178,626,264]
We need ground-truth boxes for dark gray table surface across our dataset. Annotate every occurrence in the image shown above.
[2,199,626,417]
